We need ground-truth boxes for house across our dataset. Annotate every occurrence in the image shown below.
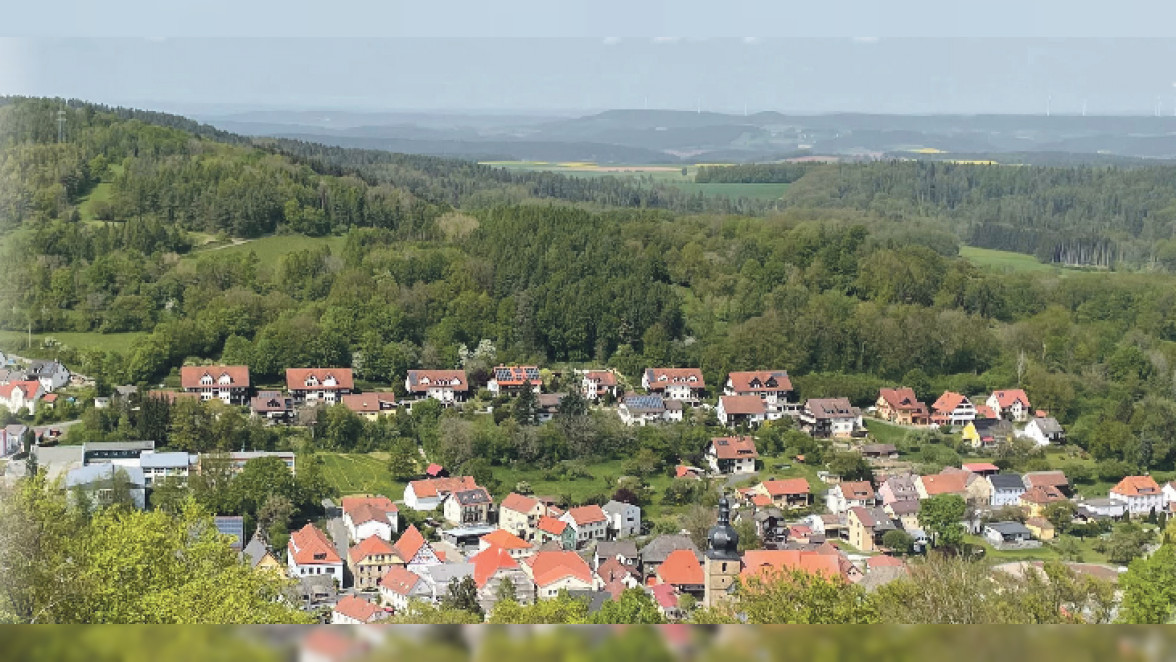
[470,545,535,612]
[930,392,976,427]
[499,492,550,541]
[860,444,899,460]
[654,549,705,599]
[82,440,155,466]
[561,505,609,547]
[640,534,701,579]
[23,360,70,393]
[752,478,811,509]
[285,368,354,406]
[1020,416,1065,446]
[1109,475,1165,517]
[962,418,1014,450]
[1023,471,1071,497]
[1025,517,1056,541]
[987,389,1032,422]
[617,393,682,426]
[717,395,767,427]
[595,540,640,570]
[724,370,795,415]
[479,529,535,560]
[342,495,400,541]
[138,451,195,487]
[988,473,1027,507]
[180,365,251,405]
[487,365,542,396]
[705,436,758,474]
[442,486,494,526]
[535,516,576,550]
[984,521,1033,546]
[800,398,863,438]
[393,525,442,572]
[535,393,564,423]
[1077,498,1127,520]
[974,405,998,419]
[878,474,919,505]
[753,507,788,547]
[1020,485,1067,518]
[875,387,931,426]
[581,370,619,401]
[826,481,876,515]
[642,368,705,404]
[805,513,848,540]
[250,391,294,422]
[331,595,384,625]
[0,381,43,415]
[915,471,969,500]
[403,475,480,511]
[601,499,642,538]
[962,462,1001,477]
[340,393,397,420]
[241,533,282,572]
[945,468,993,507]
[405,370,469,405]
[225,451,296,475]
[1165,482,1176,511]
[847,506,896,552]
[1,423,28,456]
[675,465,704,480]
[526,549,596,600]
[649,583,683,621]
[884,499,921,531]
[739,549,842,583]
[378,566,429,612]
[287,523,343,585]
[349,535,401,590]
[65,463,146,510]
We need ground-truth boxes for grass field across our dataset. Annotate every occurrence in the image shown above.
[77,164,123,224]
[0,330,146,355]
[960,246,1064,274]
[183,234,347,263]
[319,452,405,499]
[481,160,789,201]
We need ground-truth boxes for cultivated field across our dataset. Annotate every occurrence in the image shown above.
[481,161,790,201]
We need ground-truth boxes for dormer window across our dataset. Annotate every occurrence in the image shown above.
[420,377,431,385]
[305,376,318,387]
[218,374,232,385]
[323,376,336,386]
[200,374,213,385]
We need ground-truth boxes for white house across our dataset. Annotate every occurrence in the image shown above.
[1109,475,1165,517]
[403,476,480,511]
[1020,417,1065,446]
[705,436,758,474]
[931,391,977,427]
[0,381,43,415]
[525,550,596,600]
[825,481,876,515]
[378,566,431,611]
[799,398,863,438]
[405,370,469,405]
[26,360,71,393]
[580,370,619,401]
[988,473,1027,507]
[137,451,195,487]
[986,389,1032,422]
[617,394,682,426]
[716,395,767,427]
[287,523,343,585]
[561,505,609,547]
[1164,482,1176,511]
[488,365,542,396]
[723,370,794,410]
[342,495,400,542]
[285,368,353,405]
[180,365,251,405]
[601,499,642,539]
[330,595,384,624]
[642,368,705,404]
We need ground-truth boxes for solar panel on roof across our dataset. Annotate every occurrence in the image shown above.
[214,516,245,549]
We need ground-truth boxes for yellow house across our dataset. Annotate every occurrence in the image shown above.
[242,535,283,573]
[961,418,1014,449]
[1025,517,1055,541]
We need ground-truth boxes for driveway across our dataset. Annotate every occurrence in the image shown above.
[324,505,352,588]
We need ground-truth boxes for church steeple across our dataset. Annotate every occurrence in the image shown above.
[703,495,741,607]
[706,496,741,560]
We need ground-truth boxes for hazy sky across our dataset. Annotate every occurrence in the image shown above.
[5,1,1176,116]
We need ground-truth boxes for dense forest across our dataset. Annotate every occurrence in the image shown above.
[6,97,1176,475]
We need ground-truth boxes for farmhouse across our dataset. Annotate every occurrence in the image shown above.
[987,389,1032,422]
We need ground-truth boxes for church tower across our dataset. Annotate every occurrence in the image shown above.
[703,496,741,608]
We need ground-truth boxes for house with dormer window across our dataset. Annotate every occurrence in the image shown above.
[580,369,619,401]
[931,391,976,428]
[642,368,705,404]
[724,370,795,416]
[706,436,758,475]
[180,365,251,405]
[488,365,542,396]
[405,370,469,405]
[285,368,353,405]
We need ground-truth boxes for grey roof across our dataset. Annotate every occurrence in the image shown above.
[972,418,1013,434]
[452,488,492,506]
[66,463,145,488]
[640,534,701,564]
[859,566,907,592]
[806,398,861,419]
[623,394,665,413]
[601,500,638,516]
[887,500,920,516]
[241,534,272,568]
[987,521,1032,536]
[988,473,1026,490]
[882,475,918,496]
[596,540,639,560]
[139,452,194,469]
[664,399,684,411]
[753,507,785,522]
[114,385,139,397]
[861,443,898,454]
[420,562,475,586]
[1033,417,1064,434]
[82,440,155,453]
[5,424,28,436]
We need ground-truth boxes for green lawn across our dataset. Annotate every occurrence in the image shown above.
[0,330,146,355]
[319,452,405,500]
[76,164,122,223]
[863,418,912,446]
[960,246,1063,274]
[965,534,1111,564]
[183,234,347,263]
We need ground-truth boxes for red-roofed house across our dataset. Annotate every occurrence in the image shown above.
[752,478,812,509]
[739,549,842,583]
[561,505,608,547]
[393,525,441,572]
[288,523,343,584]
[342,495,400,541]
[1110,475,1165,516]
[526,549,596,599]
[931,391,976,427]
[286,368,354,405]
[962,462,1000,477]
[875,387,930,426]
[654,548,705,598]
[649,582,683,620]
[488,366,542,396]
[536,516,575,550]
[479,529,535,559]
[724,370,795,417]
[986,389,1032,422]
[973,404,998,420]
[826,481,876,514]
[706,436,758,475]
[331,595,385,625]
[405,370,469,405]
[0,381,43,415]
[1020,485,1068,517]
[675,465,703,480]
[717,395,767,428]
[403,475,479,510]
[642,368,705,404]
[378,566,429,612]
[340,393,396,420]
[348,535,401,590]
[915,472,969,499]
[581,369,619,401]
[180,365,250,405]
[470,544,535,611]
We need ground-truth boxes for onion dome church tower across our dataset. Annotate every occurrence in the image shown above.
[703,496,741,608]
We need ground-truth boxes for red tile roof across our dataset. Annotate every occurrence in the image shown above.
[931,391,970,414]
[583,370,618,386]
[878,387,926,412]
[675,465,701,479]
[727,370,792,393]
[491,365,541,387]
[379,566,422,596]
[341,495,398,526]
[537,516,568,535]
[471,544,519,588]
[645,368,705,390]
[740,550,841,581]
[650,582,679,609]
[750,494,772,507]
[991,389,1030,408]
[349,535,397,565]
[962,463,1000,473]
[340,392,395,414]
[501,492,541,514]
[974,405,998,419]
[180,365,250,389]
[405,370,469,393]
[656,549,704,586]
[393,525,428,562]
[566,505,607,525]
[805,398,861,419]
[710,436,759,460]
[596,557,637,595]
[333,595,382,623]
[1111,475,1162,497]
[425,463,445,477]
[919,472,969,496]
[1024,471,1069,489]
[289,523,341,566]
[481,529,533,550]
[719,395,767,415]
[837,481,875,501]
[1021,485,1067,504]
[761,478,810,496]
[867,555,906,570]
[529,550,593,587]
[0,381,40,401]
[408,476,478,499]
[286,368,354,391]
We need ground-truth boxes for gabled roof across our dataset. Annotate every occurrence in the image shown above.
[931,391,970,413]
[393,525,429,562]
[451,487,493,507]
[501,492,541,514]
[289,523,341,566]
[656,549,705,586]
[1021,485,1066,504]
[333,595,382,623]
[886,499,920,516]
[974,405,998,419]
[537,516,568,535]
[919,472,968,495]
[341,392,396,414]
[342,495,399,526]
[867,554,906,569]
[709,436,759,460]
[650,582,679,609]
[1112,475,1162,497]
[528,550,593,587]
[596,540,639,560]
[481,529,533,550]
[180,365,250,389]
[1023,471,1069,489]
[805,398,861,419]
[470,544,520,588]
[379,565,422,596]
[837,481,875,501]
[761,478,810,496]
[0,381,40,400]
[408,476,479,499]
[1031,417,1064,434]
[644,368,705,389]
[719,395,767,415]
[250,392,292,413]
[350,535,397,565]
[727,370,792,393]
[640,535,700,564]
[878,387,927,412]
[991,389,1030,408]
[285,368,354,391]
[406,370,469,392]
[622,393,666,413]
[850,506,894,531]
[583,370,618,386]
[988,473,1026,490]
[491,365,541,386]
[740,550,841,581]
[566,505,607,526]
[962,462,1000,473]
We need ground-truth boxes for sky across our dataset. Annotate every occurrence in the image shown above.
[5,2,1176,116]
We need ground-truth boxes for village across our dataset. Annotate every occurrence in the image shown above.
[0,346,1168,625]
